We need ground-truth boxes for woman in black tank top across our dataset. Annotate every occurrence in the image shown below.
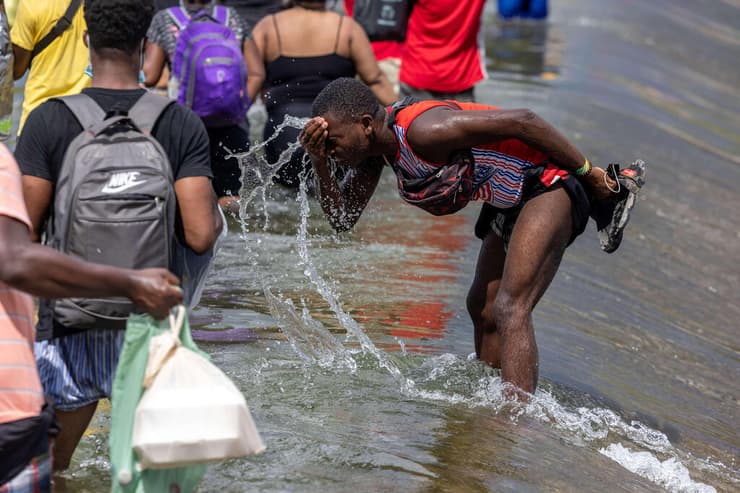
[252,0,396,188]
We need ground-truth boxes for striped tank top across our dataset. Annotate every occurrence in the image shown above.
[389,100,561,209]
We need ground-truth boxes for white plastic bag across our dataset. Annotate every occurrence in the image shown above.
[132,307,265,469]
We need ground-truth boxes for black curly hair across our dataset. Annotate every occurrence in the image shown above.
[84,0,155,53]
[312,77,383,123]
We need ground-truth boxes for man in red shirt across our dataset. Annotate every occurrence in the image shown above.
[400,0,487,102]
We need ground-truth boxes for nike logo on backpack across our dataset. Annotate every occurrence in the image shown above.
[101,171,147,193]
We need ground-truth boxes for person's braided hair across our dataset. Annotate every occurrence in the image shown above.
[84,0,154,53]
[312,77,383,123]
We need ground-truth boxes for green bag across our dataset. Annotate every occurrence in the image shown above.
[110,308,208,493]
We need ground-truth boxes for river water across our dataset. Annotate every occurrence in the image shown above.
[38,0,739,491]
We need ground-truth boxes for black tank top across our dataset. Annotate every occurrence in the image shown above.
[263,13,356,112]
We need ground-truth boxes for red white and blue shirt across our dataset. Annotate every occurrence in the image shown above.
[389,100,568,209]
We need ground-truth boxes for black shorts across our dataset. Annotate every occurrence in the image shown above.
[206,122,250,198]
[474,166,591,248]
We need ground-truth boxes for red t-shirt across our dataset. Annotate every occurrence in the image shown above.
[344,0,404,60]
[400,0,486,93]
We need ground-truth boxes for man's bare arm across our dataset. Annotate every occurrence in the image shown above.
[410,108,616,198]
[410,108,585,169]
[311,155,383,232]
[12,44,31,80]
[175,176,223,254]
[0,215,182,318]
[21,175,53,241]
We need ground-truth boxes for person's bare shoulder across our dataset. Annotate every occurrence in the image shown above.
[405,106,459,163]
[251,15,270,38]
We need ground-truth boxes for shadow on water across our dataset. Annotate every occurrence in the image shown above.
[62,0,740,491]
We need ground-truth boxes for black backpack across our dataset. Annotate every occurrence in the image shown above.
[352,0,414,42]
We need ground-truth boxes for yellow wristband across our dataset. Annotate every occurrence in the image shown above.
[575,158,592,176]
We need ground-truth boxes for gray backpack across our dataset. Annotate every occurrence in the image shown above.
[48,92,177,331]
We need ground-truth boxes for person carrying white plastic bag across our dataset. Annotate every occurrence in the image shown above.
[110,306,265,493]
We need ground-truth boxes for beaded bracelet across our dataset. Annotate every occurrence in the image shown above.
[575,158,592,176]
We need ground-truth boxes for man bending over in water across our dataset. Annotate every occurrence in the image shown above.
[300,77,645,397]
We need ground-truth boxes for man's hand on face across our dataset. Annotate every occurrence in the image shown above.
[128,268,183,319]
[300,117,329,160]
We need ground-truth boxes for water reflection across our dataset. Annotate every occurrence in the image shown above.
[352,212,470,350]
[483,16,562,79]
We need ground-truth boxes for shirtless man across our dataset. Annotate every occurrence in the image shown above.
[301,77,645,396]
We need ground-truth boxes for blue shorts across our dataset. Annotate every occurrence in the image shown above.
[34,329,125,411]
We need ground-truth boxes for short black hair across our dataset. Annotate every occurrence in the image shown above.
[84,0,154,53]
[312,77,382,122]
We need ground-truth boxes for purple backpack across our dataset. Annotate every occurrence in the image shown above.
[168,6,249,126]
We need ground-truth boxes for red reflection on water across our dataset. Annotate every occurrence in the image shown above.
[355,210,472,349]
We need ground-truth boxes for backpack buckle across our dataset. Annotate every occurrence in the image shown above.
[105,109,129,119]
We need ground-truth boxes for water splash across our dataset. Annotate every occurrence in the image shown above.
[295,172,416,390]
[263,288,355,370]
[232,114,408,382]
[404,352,724,493]
[233,114,310,226]
[601,443,716,493]
[231,114,350,370]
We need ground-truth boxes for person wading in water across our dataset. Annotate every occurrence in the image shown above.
[300,77,646,398]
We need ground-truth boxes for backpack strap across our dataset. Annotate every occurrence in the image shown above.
[127,92,174,134]
[56,94,106,130]
[212,5,229,25]
[387,96,420,129]
[168,6,190,30]
[31,0,83,62]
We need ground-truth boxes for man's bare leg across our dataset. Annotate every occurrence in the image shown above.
[467,232,506,367]
[494,185,573,395]
[52,401,98,471]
